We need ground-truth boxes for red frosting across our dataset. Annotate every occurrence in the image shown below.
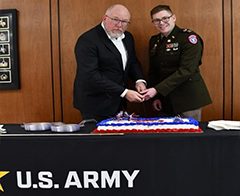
[93,127,202,134]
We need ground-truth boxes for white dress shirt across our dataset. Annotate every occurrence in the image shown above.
[101,23,145,97]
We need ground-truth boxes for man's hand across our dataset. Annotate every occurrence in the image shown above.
[135,82,146,93]
[125,90,144,103]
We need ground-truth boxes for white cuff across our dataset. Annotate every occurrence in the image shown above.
[120,89,128,98]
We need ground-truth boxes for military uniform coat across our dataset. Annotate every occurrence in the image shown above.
[149,25,212,114]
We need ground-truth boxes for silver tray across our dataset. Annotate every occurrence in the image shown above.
[51,124,80,133]
[22,122,52,131]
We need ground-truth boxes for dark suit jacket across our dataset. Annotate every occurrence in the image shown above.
[73,23,144,117]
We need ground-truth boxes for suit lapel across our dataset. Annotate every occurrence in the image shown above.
[122,36,129,70]
[97,24,124,70]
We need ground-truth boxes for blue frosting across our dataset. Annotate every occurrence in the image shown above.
[97,117,199,127]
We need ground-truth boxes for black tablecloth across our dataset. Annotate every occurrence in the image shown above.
[1,122,240,196]
[2,121,240,136]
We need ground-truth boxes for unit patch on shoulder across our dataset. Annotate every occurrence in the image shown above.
[188,34,198,44]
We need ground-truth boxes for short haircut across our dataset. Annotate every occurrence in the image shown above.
[150,5,173,18]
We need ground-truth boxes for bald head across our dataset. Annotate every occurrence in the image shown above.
[103,4,131,38]
[105,4,131,19]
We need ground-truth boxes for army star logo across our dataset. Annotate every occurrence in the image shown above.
[0,171,9,192]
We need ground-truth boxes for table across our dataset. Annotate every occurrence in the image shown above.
[0,122,240,196]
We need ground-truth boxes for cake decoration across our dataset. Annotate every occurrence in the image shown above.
[92,111,202,134]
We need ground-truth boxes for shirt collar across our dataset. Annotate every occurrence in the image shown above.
[101,22,125,41]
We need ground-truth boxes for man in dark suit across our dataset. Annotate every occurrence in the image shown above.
[73,4,146,122]
[142,5,212,121]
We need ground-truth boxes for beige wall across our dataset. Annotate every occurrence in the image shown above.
[0,0,238,123]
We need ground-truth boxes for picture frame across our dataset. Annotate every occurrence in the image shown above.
[0,9,19,90]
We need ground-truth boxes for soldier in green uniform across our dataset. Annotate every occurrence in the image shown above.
[142,5,212,121]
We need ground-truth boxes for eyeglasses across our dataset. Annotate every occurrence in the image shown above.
[105,15,130,27]
[152,15,173,25]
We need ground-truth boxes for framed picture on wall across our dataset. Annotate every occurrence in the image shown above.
[0,9,19,90]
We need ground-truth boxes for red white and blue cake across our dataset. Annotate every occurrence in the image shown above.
[93,112,202,133]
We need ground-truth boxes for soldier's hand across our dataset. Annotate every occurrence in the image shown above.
[141,88,157,101]
[152,99,162,111]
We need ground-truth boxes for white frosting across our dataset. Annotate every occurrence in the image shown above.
[96,117,199,132]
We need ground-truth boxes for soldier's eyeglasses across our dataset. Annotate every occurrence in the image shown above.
[152,15,173,25]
